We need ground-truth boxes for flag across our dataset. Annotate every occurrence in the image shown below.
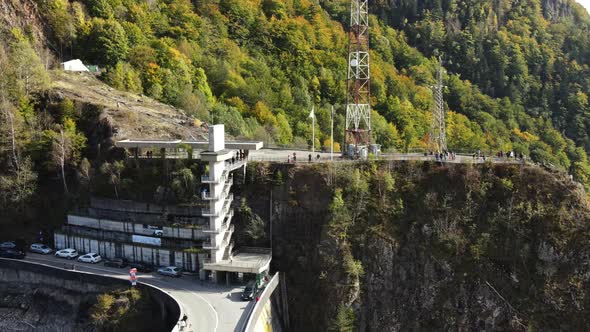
[309,106,315,119]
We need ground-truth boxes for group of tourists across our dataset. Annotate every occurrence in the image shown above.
[472,150,486,160]
[496,150,526,161]
[426,150,457,161]
[229,149,248,164]
[286,152,321,163]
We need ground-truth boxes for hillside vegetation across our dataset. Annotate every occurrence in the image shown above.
[238,161,590,331]
[0,0,590,260]
[24,0,590,184]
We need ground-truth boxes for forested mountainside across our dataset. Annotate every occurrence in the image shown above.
[30,0,590,180]
[1,1,590,228]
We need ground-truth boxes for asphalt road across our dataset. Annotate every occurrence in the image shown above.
[20,254,255,332]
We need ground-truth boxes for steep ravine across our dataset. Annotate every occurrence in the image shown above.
[235,161,590,331]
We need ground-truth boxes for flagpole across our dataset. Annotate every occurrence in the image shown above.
[312,112,315,154]
[330,105,334,161]
[311,106,315,154]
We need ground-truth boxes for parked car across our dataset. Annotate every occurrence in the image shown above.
[0,241,16,249]
[129,262,155,273]
[241,282,256,301]
[30,243,53,254]
[104,258,129,268]
[153,229,164,237]
[78,253,102,264]
[55,248,78,259]
[157,266,182,277]
[0,248,25,259]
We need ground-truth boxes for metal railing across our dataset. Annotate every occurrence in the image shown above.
[202,231,233,250]
[225,159,247,172]
[203,221,228,234]
[201,170,228,184]
[201,177,234,200]
[201,241,216,250]
[224,209,234,222]
[242,272,280,332]
[247,152,531,165]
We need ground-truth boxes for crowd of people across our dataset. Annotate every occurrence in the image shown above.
[423,149,528,163]
[425,151,457,161]
[229,149,248,165]
[286,152,321,163]
[496,150,526,161]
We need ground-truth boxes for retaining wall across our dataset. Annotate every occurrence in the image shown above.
[68,215,208,241]
[244,272,282,332]
[0,259,181,331]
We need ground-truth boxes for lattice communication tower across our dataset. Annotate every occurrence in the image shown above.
[430,56,447,153]
[345,0,371,148]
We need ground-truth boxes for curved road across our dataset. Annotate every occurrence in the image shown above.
[20,254,255,332]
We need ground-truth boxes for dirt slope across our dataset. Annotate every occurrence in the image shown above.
[50,70,207,140]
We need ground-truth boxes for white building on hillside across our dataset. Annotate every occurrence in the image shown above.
[61,59,89,72]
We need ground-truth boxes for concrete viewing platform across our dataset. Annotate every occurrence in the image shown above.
[116,139,263,151]
[113,126,272,281]
[204,248,272,274]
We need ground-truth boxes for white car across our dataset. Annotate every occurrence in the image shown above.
[157,266,182,277]
[30,243,53,254]
[0,241,16,249]
[55,248,78,259]
[78,253,102,264]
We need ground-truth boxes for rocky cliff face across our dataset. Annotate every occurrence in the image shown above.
[236,161,590,331]
[0,0,51,49]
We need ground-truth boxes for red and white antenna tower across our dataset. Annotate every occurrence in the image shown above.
[429,56,447,153]
[345,0,371,151]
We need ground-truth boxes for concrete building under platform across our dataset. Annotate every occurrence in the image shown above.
[54,125,272,282]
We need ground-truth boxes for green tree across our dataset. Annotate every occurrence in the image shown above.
[41,0,76,58]
[274,113,293,144]
[86,18,129,66]
[100,161,125,199]
[171,168,195,201]
[0,157,37,209]
[8,29,49,98]
[85,0,115,19]
[330,305,355,332]
[239,198,266,246]
[105,62,143,93]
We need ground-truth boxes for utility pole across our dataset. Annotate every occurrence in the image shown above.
[430,56,447,153]
[345,0,371,155]
[330,105,334,161]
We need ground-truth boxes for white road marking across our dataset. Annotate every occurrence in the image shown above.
[24,255,219,332]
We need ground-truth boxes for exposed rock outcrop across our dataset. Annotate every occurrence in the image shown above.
[236,162,590,331]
